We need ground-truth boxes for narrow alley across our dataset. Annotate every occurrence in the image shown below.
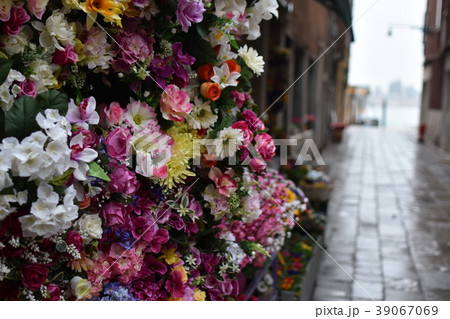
[313,126,450,301]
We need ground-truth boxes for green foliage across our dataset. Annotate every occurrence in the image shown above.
[5,95,42,140]
[4,91,68,140]
[49,168,75,186]
[88,162,111,181]
[239,240,270,257]
[0,58,13,86]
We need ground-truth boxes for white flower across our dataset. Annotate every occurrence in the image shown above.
[123,101,158,132]
[74,214,103,243]
[31,10,76,50]
[216,43,238,63]
[238,45,264,76]
[70,276,92,299]
[205,127,244,159]
[0,85,13,111]
[20,185,78,238]
[69,134,98,181]
[242,191,262,223]
[186,97,218,130]
[84,27,113,70]
[254,0,279,20]
[207,27,229,47]
[0,171,12,191]
[0,195,15,221]
[214,0,247,15]
[29,60,57,94]
[0,29,31,56]
[211,63,240,89]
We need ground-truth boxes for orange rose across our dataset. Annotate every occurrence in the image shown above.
[225,60,241,73]
[202,153,218,168]
[197,63,215,82]
[200,82,221,101]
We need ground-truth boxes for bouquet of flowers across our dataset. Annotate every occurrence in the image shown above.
[0,0,304,301]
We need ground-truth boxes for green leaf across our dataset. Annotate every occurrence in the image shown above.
[49,168,75,186]
[4,95,41,140]
[87,162,110,181]
[36,90,69,116]
[0,58,13,86]
[48,271,65,283]
[181,194,189,208]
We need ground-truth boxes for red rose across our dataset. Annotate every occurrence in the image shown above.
[20,264,48,290]
[66,231,83,252]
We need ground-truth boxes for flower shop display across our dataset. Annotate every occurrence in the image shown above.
[0,0,312,301]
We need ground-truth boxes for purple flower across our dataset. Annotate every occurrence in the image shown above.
[115,32,154,66]
[176,0,205,32]
[149,56,175,89]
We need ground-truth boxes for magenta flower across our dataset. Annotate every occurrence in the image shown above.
[53,44,78,65]
[241,109,266,132]
[108,164,139,195]
[3,6,30,36]
[131,216,157,242]
[105,127,132,161]
[66,97,100,128]
[176,0,206,32]
[165,270,186,298]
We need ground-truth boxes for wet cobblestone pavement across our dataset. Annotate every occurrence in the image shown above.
[312,126,450,301]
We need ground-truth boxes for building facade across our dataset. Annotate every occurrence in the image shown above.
[252,0,353,149]
[421,0,450,149]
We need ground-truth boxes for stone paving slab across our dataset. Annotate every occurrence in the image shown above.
[312,127,450,301]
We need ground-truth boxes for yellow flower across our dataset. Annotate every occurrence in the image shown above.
[160,123,199,189]
[78,0,126,29]
[194,289,206,301]
[159,247,181,265]
[286,188,297,203]
[301,242,313,252]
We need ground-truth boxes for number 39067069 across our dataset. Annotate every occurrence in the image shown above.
[376,306,438,316]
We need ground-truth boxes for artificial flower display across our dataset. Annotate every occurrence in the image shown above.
[0,0,308,301]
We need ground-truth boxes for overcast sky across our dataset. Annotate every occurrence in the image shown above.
[348,0,427,93]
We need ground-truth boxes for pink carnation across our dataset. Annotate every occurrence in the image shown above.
[242,109,266,132]
[160,84,192,122]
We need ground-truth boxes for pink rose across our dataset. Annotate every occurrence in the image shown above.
[160,84,192,122]
[249,157,267,173]
[0,2,11,22]
[65,231,83,252]
[3,6,30,36]
[53,44,78,65]
[18,79,37,98]
[105,127,132,161]
[108,164,139,195]
[255,133,276,161]
[101,202,129,227]
[45,284,61,301]
[103,102,123,126]
[231,121,253,147]
[208,167,237,197]
[20,264,48,290]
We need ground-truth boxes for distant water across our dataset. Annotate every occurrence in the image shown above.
[360,103,420,128]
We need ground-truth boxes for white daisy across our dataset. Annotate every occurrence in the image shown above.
[211,63,241,89]
[238,45,265,76]
[205,127,244,159]
[186,97,218,130]
[123,101,158,132]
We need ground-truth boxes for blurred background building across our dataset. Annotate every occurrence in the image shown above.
[420,0,450,149]
[251,0,353,150]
